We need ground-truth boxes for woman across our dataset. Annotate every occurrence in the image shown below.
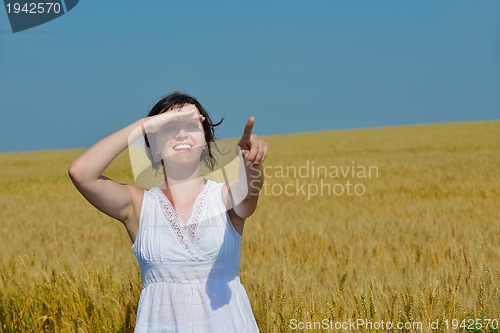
[68,92,268,332]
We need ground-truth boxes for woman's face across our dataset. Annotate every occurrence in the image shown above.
[156,104,206,167]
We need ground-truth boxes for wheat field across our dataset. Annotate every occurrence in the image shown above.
[1,121,499,332]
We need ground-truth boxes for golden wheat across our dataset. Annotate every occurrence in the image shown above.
[1,121,499,332]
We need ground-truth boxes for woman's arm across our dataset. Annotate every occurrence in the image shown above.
[222,117,269,220]
[68,109,204,240]
[68,118,148,238]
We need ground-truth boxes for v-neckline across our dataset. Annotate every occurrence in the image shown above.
[153,180,212,260]
[158,179,210,227]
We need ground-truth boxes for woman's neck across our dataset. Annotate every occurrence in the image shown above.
[161,165,206,202]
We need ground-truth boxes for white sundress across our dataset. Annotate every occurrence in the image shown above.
[132,179,260,333]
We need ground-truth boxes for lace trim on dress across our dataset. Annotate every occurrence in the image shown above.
[153,182,211,257]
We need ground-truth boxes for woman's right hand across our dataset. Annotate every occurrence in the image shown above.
[142,105,205,134]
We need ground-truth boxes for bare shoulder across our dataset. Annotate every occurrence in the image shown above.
[120,183,146,242]
[220,183,245,235]
[127,184,145,217]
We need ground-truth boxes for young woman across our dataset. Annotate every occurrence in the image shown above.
[68,92,268,332]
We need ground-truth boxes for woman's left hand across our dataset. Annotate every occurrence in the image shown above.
[238,117,269,167]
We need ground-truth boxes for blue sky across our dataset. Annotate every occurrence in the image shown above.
[1,1,499,153]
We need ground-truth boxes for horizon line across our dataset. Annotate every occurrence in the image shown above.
[1,119,498,155]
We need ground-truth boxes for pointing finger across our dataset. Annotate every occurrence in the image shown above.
[241,117,255,142]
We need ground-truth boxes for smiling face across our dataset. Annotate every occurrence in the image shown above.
[145,92,224,173]
[156,104,207,167]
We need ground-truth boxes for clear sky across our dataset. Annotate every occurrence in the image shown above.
[1,1,499,153]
